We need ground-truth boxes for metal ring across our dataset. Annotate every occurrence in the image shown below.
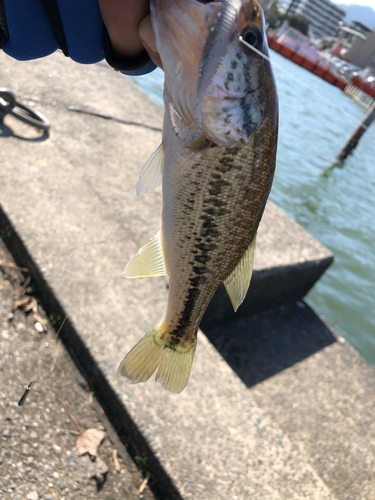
[8,101,50,131]
[0,88,50,131]
[0,88,16,107]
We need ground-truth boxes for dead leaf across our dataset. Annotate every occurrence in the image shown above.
[13,297,30,309]
[15,275,31,299]
[69,429,81,435]
[0,261,28,273]
[112,449,121,472]
[76,429,106,458]
[34,313,47,326]
[13,295,37,313]
[139,472,151,494]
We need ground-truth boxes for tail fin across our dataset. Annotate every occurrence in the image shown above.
[118,324,197,393]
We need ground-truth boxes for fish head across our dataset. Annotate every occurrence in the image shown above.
[151,0,274,148]
[202,0,274,147]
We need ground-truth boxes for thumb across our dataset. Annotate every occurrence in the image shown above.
[139,15,163,70]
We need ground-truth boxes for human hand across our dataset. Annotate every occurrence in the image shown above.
[98,0,162,69]
[139,15,163,70]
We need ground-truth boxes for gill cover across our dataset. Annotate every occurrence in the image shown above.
[201,0,269,147]
[152,0,268,148]
[151,0,241,144]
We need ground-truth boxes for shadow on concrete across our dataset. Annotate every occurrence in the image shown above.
[201,302,337,387]
[0,122,49,142]
[68,105,163,132]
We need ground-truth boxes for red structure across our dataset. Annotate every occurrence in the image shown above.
[267,34,348,91]
[350,75,375,99]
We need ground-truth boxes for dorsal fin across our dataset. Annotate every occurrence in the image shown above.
[137,143,165,196]
[123,231,167,278]
[224,236,256,311]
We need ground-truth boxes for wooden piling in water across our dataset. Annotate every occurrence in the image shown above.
[338,103,375,160]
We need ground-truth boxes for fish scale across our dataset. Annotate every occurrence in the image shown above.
[119,0,278,393]
[162,113,277,347]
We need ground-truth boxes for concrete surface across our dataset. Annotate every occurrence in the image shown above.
[0,240,157,499]
[0,51,374,499]
[203,306,375,500]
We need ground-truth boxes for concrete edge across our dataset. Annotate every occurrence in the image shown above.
[0,204,183,500]
[203,255,334,325]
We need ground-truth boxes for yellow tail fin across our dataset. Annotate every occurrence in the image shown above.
[118,325,197,393]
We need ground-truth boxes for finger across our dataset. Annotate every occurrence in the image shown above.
[98,0,149,57]
[139,15,163,70]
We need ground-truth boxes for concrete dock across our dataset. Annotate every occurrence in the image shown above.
[1,51,375,499]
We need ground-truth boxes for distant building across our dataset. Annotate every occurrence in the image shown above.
[332,22,368,57]
[352,21,373,36]
[345,29,375,69]
[280,0,346,39]
[330,21,375,69]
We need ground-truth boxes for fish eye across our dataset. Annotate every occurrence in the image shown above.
[241,26,263,54]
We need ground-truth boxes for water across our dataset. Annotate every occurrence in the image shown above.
[126,50,375,365]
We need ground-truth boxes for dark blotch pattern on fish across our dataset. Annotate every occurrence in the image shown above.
[165,71,278,350]
[169,163,240,343]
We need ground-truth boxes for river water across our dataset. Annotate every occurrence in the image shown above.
[127,49,375,366]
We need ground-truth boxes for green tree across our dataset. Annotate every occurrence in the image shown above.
[262,0,310,36]
[288,15,310,35]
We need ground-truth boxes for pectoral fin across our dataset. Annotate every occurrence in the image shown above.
[168,101,204,144]
[136,143,165,196]
[123,231,166,278]
[224,237,256,312]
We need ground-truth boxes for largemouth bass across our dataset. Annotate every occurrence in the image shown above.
[119,0,278,392]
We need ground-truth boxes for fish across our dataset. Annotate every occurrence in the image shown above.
[118,0,278,393]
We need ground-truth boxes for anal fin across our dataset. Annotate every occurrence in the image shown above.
[123,231,166,278]
[224,236,256,312]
